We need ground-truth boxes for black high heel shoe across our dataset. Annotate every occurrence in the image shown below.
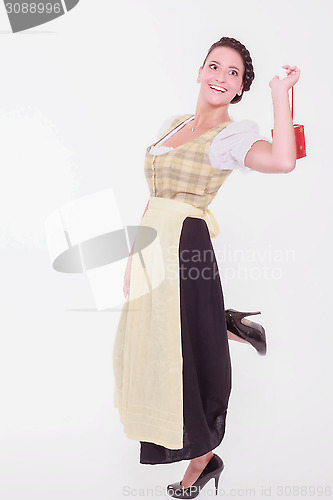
[225,308,267,356]
[166,453,224,498]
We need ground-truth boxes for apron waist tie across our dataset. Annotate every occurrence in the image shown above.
[147,197,219,238]
[202,208,219,238]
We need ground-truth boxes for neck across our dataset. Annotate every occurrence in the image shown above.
[192,102,231,129]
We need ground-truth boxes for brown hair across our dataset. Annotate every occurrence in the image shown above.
[202,36,255,104]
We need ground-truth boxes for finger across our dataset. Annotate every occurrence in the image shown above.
[283,65,298,71]
[286,68,299,75]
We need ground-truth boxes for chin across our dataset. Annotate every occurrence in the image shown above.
[207,98,228,107]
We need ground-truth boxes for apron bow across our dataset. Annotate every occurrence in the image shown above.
[202,208,219,238]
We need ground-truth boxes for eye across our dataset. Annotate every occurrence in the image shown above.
[209,64,238,76]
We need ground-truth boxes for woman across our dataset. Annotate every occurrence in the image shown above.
[113,36,300,498]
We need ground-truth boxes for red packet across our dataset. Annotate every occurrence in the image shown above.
[271,86,306,159]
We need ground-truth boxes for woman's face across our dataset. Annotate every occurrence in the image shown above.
[197,46,245,105]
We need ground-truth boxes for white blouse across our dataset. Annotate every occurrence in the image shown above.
[149,115,272,174]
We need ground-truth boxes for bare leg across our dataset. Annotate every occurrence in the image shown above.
[180,450,214,488]
[227,329,250,345]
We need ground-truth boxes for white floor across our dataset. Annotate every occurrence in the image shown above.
[0,304,331,500]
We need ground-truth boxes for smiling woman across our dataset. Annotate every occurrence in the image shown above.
[112,35,300,499]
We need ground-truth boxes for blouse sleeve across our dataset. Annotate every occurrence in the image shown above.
[209,120,272,174]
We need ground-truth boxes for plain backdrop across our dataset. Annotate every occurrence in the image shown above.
[0,0,332,498]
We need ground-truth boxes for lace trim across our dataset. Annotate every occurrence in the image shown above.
[149,144,174,155]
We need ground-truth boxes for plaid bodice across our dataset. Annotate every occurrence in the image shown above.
[144,114,234,210]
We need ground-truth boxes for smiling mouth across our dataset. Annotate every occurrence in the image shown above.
[209,84,227,93]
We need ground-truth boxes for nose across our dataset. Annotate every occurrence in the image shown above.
[215,70,228,83]
[214,68,229,83]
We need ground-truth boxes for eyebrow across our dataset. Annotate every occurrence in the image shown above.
[210,60,240,71]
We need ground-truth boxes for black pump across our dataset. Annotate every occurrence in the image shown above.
[225,308,267,356]
[166,453,224,498]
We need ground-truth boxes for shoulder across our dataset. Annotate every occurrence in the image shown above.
[212,119,271,146]
[209,119,271,174]
[214,119,262,139]
[156,114,192,138]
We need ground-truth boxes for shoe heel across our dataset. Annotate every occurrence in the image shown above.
[228,309,261,319]
[214,470,222,495]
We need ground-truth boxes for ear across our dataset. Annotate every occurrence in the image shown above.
[197,66,203,84]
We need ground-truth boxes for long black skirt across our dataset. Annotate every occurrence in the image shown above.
[139,216,232,465]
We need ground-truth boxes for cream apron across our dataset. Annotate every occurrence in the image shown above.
[113,196,219,449]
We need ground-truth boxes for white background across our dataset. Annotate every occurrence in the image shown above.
[0,0,332,498]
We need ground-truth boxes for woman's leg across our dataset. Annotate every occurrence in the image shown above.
[180,451,214,488]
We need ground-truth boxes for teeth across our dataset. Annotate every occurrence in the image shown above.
[210,85,227,92]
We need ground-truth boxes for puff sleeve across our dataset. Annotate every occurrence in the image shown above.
[209,120,272,174]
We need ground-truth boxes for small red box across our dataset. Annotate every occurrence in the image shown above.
[271,124,306,159]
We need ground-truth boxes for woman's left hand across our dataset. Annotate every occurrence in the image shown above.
[269,65,301,92]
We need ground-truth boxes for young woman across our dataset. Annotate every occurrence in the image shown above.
[113,36,300,498]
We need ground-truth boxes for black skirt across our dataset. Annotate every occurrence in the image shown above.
[139,216,232,465]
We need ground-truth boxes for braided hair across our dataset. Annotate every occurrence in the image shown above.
[202,37,255,104]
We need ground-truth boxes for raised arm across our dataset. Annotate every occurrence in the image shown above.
[244,65,301,174]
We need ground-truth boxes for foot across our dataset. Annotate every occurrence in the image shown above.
[180,451,214,488]
[227,329,251,345]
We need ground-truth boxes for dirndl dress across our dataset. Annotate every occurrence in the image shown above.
[113,196,232,464]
